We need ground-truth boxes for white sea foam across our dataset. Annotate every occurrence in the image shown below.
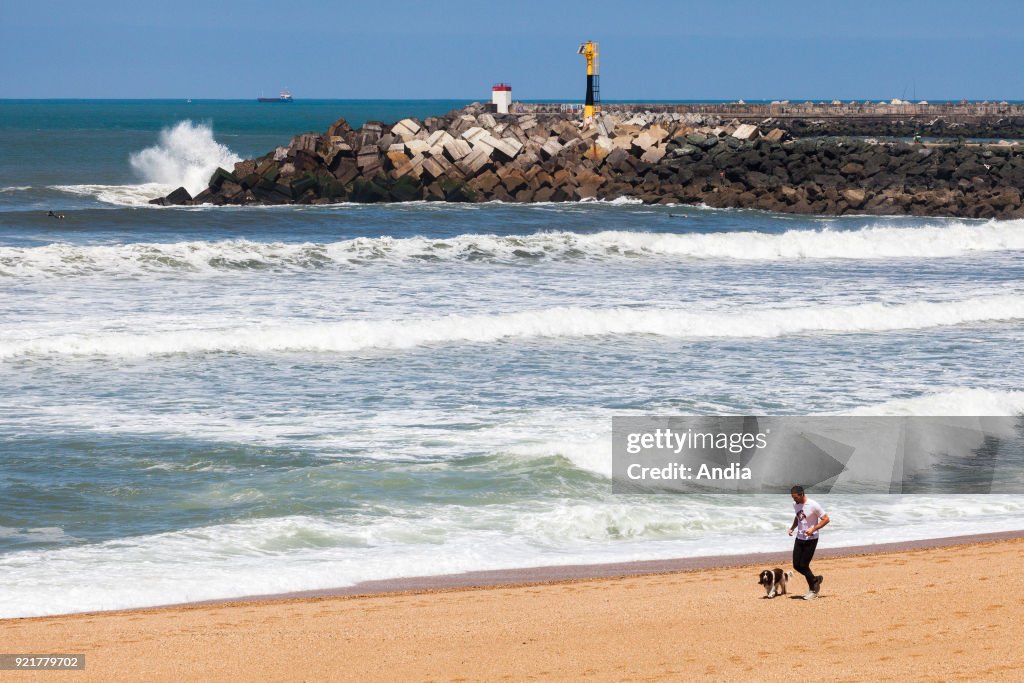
[0,185,32,193]
[50,182,178,207]
[48,121,241,206]
[587,220,1024,259]
[21,388,1022,480]
[3,221,1023,276]
[130,120,240,196]
[0,294,1020,360]
[2,493,1023,618]
[2,388,1021,619]
[848,388,1024,417]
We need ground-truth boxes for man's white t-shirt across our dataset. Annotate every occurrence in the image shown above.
[794,498,826,540]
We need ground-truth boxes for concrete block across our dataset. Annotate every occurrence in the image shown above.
[359,158,382,177]
[391,118,421,140]
[540,138,564,159]
[575,168,606,189]
[595,135,615,152]
[421,156,446,180]
[584,144,610,163]
[632,131,659,152]
[391,160,414,179]
[732,123,760,141]
[469,170,501,193]
[506,126,530,145]
[406,139,431,156]
[461,126,489,143]
[458,147,493,175]
[405,154,426,179]
[647,124,670,141]
[478,113,497,128]
[429,153,452,173]
[763,128,786,142]
[426,130,454,147]
[443,138,473,162]
[605,147,629,169]
[484,136,522,160]
[471,137,496,156]
[386,150,411,168]
[288,132,320,156]
[500,169,528,194]
[611,134,634,150]
[640,145,667,164]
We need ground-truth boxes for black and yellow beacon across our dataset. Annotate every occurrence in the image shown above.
[577,41,600,122]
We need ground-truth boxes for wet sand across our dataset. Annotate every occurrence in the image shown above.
[3,532,1023,681]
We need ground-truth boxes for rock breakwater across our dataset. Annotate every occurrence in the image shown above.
[153,104,1024,218]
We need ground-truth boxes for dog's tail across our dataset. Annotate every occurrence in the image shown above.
[784,571,793,580]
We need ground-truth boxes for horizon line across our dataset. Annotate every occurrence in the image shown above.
[3,97,1023,103]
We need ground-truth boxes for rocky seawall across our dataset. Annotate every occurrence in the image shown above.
[154,104,1024,219]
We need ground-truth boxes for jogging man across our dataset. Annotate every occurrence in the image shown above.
[788,485,829,600]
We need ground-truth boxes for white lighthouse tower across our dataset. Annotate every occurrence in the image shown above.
[491,83,512,114]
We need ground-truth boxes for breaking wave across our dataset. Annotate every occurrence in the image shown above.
[130,120,240,196]
[46,121,240,206]
[3,221,1023,276]
[49,182,177,207]
[848,388,1024,417]
[2,294,1021,360]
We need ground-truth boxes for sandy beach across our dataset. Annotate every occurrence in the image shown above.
[3,533,1022,682]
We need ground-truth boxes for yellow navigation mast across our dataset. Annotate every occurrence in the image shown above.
[577,41,600,121]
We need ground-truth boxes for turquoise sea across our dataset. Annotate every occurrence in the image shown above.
[1,100,1023,617]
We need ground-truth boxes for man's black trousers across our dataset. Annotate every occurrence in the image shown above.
[793,537,818,590]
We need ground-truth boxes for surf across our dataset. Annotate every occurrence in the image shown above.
[3,220,1024,277]
[1,294,1021,360]
[44,120,240,206]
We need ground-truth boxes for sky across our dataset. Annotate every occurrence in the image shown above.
[2,1,1022,101]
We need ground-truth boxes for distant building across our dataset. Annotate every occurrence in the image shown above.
[492,83,512,114]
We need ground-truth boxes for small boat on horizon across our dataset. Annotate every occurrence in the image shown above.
[258,90,294,103]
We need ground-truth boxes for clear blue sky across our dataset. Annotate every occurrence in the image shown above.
[2,1,1022,101]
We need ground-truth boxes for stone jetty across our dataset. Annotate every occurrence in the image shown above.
[153,103,1024,219]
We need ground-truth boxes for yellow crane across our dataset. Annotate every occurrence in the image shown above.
[577,41,600,121]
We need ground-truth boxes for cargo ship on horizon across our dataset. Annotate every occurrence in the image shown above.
[257,90,293,103]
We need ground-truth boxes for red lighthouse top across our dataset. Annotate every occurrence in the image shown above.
[492,83,512,91]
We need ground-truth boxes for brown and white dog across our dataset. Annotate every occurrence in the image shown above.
[758,568,793,598]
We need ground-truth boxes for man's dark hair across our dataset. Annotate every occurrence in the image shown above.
[790,485,805,494]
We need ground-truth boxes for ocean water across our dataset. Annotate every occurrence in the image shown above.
[1,100,1023,619]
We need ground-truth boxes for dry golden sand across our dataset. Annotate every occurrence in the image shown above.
[2,538,1022,682]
